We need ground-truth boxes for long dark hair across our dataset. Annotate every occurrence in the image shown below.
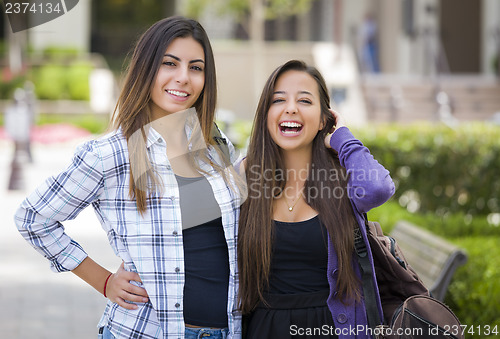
[111,16,217,213]
[238,60,360,313]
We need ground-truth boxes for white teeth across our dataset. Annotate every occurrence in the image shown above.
[280,122,302,128]
[280,121,302,135]
[282,129,300,134]
[167,90,188,97]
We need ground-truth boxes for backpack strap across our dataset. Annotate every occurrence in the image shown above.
[211,122,230,163]
[354,214,385,331]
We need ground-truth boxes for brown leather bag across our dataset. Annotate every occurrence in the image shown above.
[390,295,464,338]
[356,220,463,339]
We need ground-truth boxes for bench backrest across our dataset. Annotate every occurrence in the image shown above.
[389,220,468,301]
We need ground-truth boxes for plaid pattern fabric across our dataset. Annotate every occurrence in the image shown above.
[14,126,243,339]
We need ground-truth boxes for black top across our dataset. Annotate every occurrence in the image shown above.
[182,217,229,328]
[267,215,329,294]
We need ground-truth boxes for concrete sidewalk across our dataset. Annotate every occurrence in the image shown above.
[0,137,121,339]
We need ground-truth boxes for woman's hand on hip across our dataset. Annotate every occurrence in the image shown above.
[106,262,149,310]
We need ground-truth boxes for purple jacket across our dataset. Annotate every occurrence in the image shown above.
[327,127,395,338]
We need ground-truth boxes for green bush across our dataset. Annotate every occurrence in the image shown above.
[37,113,109,134]
[34,64,67,100]
[0,41,6,56]
[368,200,500,237]
[447,237,500,336]
[219,119,253,151]
[42,46,80,60]
[66,61,93,101]
[33,61,92,100]
[355,123,500,217]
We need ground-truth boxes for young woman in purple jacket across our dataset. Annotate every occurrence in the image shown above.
[238,60,395,338]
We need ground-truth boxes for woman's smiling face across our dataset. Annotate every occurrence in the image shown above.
[150,37,205,119]
[266,70,323,152]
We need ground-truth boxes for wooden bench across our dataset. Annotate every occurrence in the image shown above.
[389,220,468,301]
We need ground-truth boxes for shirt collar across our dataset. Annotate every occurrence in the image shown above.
[145,127,163,149]
[145,108,198,150]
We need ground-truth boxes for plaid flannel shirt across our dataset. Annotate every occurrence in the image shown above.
[14,125,243,339]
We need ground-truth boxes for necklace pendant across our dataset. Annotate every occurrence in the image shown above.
[288,206,293,212]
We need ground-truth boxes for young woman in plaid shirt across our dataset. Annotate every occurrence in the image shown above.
[15,16,245,339]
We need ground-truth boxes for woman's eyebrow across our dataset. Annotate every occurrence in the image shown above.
[189,59,205,64]
[272,90,313,95]
[164,54,205,64]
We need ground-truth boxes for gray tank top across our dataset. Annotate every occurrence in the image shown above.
[175,175,222,230]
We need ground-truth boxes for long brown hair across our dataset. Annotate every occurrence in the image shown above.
[238,60,360,313]
[110,16,218,213]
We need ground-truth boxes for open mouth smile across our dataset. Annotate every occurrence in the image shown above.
[279,121,303,135]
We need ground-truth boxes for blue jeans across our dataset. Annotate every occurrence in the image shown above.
[97,327,228,339]
[98,326,115,339]
[185,327,229,339]
[99,326,228,338]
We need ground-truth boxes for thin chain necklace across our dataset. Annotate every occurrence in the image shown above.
[284,191,303,212]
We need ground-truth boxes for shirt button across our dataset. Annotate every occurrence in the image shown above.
[175,303,180,308]
[337,313,347,324]
[172,230,178,235]
[175,267,180,273]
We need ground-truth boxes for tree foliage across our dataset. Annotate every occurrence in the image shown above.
[181,0,314,36]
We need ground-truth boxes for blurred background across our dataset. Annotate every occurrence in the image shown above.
[1,0,499,338]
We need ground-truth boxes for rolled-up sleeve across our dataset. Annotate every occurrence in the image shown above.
[14,140,104,272]
[330,126,395,213]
